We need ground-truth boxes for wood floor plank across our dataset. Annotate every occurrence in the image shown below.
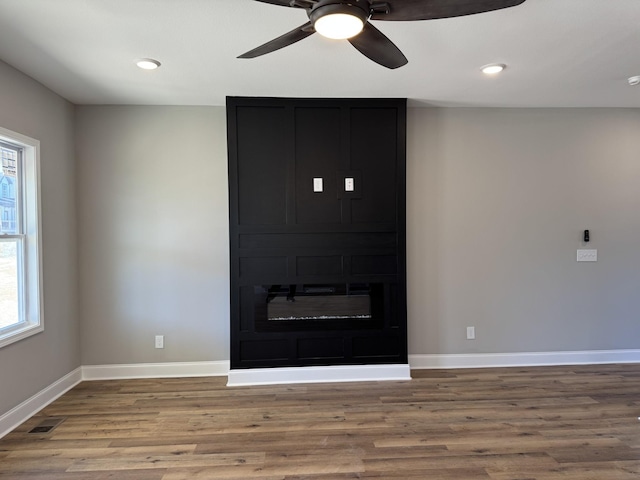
[1,363,640,479]
[0,472,166,480]
[5,444,197,460]
[161,468,286,480]
[486,460,640,480]
[65,452,265,472]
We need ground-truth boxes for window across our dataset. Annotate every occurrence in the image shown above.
[0,128,42,348]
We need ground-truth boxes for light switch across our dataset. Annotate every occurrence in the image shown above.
[345,177,354,192]
[313,177,323,192]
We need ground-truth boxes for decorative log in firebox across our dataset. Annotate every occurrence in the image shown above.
[227,97,407,374]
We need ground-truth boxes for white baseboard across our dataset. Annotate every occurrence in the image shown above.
[409,349,640,369]
[227,364,411,387]
[0,367,82,439]
[81,360,230,380]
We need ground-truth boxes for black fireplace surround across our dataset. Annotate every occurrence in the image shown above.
[227,97,407,369]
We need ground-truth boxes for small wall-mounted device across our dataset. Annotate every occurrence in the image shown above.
[313,177,323,193]
[584,229,590,242]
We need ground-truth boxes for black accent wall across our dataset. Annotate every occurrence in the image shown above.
[227,97,407,369]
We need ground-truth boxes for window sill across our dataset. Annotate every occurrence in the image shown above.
[0,322,43,349]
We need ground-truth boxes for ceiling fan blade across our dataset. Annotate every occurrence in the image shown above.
[371,0,527,21]
[348,23,408,69]
[238,22,315,59]
[253,0,294,7]
[253,0,313,8]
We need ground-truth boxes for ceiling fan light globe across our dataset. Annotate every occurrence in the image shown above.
[314,13,364,39]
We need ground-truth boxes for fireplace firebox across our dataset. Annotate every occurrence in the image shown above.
[255,283,383,331]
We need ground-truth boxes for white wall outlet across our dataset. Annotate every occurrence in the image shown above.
[313,177,323,192]
[345,177,354,192]
[466,326,475,340]
[577,249,597,262]
[155,335,164,349]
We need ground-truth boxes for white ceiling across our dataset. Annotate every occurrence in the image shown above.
[0,0,639,107]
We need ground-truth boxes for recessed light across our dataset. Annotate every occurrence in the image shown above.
[481,63,506,75]
[136,58,161,70]
[628,76,640,86]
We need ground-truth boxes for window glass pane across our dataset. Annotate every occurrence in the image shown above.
[1,144,19,235]
[0,241,20,329]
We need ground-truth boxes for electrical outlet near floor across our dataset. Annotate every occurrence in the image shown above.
[466,327,476,340]
[155,335,164,349]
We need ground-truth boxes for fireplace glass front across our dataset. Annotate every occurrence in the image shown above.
[253,283,384,331]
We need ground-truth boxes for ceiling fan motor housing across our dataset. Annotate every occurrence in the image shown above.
[309,0,370,26]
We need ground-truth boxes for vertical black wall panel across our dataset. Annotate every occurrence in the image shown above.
[237,106,288,225]
[350,108,398,224]
[295,107,343,224]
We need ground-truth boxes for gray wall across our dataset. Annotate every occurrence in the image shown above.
[75,105,640,367]
[0,60,79,415]
[76,106,229,365]
[407,108,640,354]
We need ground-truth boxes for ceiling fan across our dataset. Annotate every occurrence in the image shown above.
[239,0,527,69]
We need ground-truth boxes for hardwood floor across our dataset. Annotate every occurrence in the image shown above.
[1,364,640,479]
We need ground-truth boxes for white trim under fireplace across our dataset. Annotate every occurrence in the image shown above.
[227,363,411,387]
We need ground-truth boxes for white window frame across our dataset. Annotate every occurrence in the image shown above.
[0,127,43,348]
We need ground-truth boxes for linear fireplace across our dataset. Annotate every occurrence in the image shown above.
[255,283,384,331]
[227,97,407,372]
